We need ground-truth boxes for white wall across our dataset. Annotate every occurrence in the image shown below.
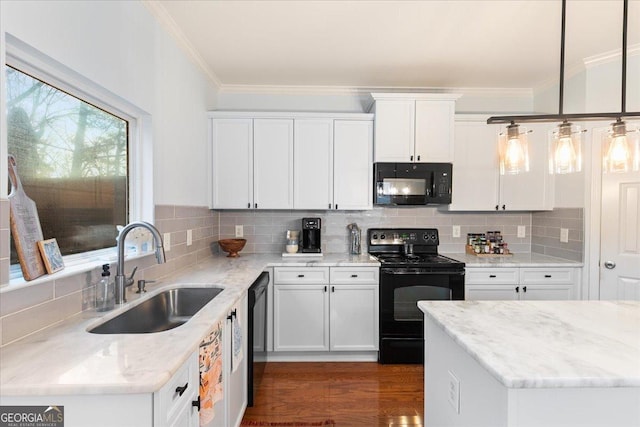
[1,0,218,206]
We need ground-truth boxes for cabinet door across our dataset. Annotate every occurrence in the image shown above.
[465,285,519,301]
[414,100,455,162]
[226,294,248,427]
[499,122,554,211]
[449,119,500,210]
[333,120,373,210]
[155,350,199,427]
[253,119,294,209]
[330,284,379,351]
[293,119,333,209]
[211,119,253,209]
[374,100,415,162]
[273,284,329,351]
[521,284,576,300]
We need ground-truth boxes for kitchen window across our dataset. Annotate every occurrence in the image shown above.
[6,65,129,264]
[3,37,154,284]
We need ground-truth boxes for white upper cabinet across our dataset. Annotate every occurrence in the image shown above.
[372,93,461,163]
[254,119,294,209]
[449,115,554,212]
[210,112,373,210]
[333,120,373,210]
[211,118,253,209]
[294,119,334,210]
[498,121,555,211]
[415,99,457,162]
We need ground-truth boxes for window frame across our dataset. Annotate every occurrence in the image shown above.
[3,34,154,287]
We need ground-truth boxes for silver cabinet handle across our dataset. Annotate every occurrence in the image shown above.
[604,261,616,269]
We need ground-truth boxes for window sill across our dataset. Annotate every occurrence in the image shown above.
[2,248,153,294]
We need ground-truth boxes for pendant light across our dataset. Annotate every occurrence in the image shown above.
[549,121,584,174]
[487,0,640,174]
[603,119,640,173]
[499,122,530,175]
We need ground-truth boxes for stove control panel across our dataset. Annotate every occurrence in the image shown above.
[369,228,439,246]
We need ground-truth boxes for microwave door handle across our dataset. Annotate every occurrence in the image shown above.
[430,171,436,198]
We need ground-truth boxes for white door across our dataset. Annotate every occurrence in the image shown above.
[333,120,373,210]
[253,119,294,209]
[226,295,248,427]
[600,155,640,300]
[293,119,333,209]
[499,122,555,211]
[329,284,378,351]
[273,284,329,351]
[449,118,500,211]
[211,118,253,209]
[414,100,455,162]
[373,100,415,162]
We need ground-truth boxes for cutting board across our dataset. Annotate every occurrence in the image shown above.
[8,155,46,280]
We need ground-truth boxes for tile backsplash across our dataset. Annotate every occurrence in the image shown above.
[531,208,584,261]
[0,205,219,347]
[218,207,533,255]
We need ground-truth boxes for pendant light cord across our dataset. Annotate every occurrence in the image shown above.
[621,0,628,115]
[558,0,567,117]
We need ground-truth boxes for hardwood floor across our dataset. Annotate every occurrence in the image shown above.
[242,362,424,426]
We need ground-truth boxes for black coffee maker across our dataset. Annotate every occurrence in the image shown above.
[301,218,322,253]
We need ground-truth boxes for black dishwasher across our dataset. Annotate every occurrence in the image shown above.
[247,271,269,407]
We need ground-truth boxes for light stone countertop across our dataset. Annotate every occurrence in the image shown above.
[443,252,583,267]
[419,300,640,388]
[0,253,378,396]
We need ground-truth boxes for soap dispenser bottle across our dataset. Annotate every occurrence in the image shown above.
[96,264,115,312]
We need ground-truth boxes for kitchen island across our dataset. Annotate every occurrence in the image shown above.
[419,300,640,427]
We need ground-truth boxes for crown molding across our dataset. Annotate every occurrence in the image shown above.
[141,0,222,88]
[217,84,532,99]
[583,42,640,69]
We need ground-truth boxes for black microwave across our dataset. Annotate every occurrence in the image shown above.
[374,162,453,206]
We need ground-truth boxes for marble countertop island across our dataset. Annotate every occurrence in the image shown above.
[0,253,378,396]
[419,300,640,388]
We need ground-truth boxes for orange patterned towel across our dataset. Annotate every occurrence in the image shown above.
[199,321,224,425]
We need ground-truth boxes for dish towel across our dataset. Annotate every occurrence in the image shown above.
[232,311,243,373]
[199,321,224,426]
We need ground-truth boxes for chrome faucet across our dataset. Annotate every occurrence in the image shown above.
[115,221,166,304]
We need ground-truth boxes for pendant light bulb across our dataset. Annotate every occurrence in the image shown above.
[603,120,640,173]
[550,122,582,174]
[499,123,529,175]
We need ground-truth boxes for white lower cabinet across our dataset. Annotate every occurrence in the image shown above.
[154,350,200,427]
[465,267,580,300]
[273,267,379,353]
[208,294,248,427]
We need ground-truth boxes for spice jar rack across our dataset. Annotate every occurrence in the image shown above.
[465,231,513,257]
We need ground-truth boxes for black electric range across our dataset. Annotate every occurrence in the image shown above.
[368,228,465,364]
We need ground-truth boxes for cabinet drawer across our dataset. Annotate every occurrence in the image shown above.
[156,350,198,424]
[465,268,519,284]
[520,268,575,285]
[274,267,329,284]
[330,267,379,285]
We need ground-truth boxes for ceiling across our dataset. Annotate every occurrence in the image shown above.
[152,0,639,91]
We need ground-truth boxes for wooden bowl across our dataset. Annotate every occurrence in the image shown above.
[218,238,247,257]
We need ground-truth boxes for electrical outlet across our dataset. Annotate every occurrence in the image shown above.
[447,370,460,414]
[187,229,193,246]
[235,225,244,238]
[517,225,526,238]
[560,228,569,243]
[163,232,171,251]
[452,225,461,238]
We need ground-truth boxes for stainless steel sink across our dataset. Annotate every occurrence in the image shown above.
[89,287,223,334]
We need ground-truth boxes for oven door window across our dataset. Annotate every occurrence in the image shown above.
[394,285,452,321]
